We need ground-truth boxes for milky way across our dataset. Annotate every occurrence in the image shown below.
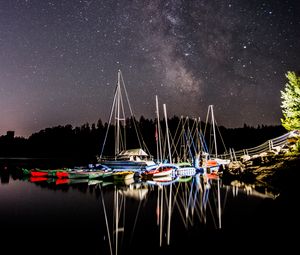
[0,0,299,137]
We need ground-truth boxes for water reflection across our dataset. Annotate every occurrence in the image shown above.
[0,164,282,255]
[229,179,280,199]
[94,173,225,255]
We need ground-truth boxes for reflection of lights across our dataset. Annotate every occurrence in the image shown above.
[100,173,224,253]
[230,180,279,199]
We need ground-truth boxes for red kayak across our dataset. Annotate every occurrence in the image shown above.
[56,171,69,178]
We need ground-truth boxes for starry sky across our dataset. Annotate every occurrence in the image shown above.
[0,0,299,138]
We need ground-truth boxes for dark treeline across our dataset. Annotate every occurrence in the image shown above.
[0,116,286,161]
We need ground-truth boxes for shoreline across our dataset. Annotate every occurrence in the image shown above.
[223,153,300,192]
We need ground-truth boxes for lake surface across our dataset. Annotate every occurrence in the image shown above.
[0,160,298,254]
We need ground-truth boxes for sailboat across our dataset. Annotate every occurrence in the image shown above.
[98,70,156,172]
[201,105,231,173]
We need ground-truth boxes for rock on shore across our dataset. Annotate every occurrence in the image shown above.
[223,130,300,190]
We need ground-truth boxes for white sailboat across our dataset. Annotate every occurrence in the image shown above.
[203,105,231,171]
[98,70,156,171]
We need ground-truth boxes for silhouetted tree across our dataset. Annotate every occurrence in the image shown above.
[0,116,287,160]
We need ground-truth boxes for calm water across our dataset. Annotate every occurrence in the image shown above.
[0,161,298,254]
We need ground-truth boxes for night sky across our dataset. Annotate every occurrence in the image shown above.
[1,0,299,138]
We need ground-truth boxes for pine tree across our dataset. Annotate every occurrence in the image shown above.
[280,71,300,131]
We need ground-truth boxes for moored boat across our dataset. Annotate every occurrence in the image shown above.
[97,70,158,174]
[112,170,135,186]
[56,171,69,178]
[175,162,197,176]
[63,164,112,179]
[142,163,178,179]
[21,168,70,177]
[112,170,135,180]
[100,148,156,172]
[67,169,108,179]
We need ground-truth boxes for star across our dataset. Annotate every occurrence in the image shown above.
[0,0,299,137]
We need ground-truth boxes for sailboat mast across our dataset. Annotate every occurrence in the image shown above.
[155,95,163,163]
[210,105,218,158]
[163,104,172,164]
[115,70,121,156]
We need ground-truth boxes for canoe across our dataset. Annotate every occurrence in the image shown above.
[113,171,135,186]
[22,168,70,177]
[67,170,106,179]
[56,171,69,178]
[112,171,135,180]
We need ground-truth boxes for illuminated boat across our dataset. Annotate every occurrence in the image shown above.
[66,169,108,179]
[142,163,178,179]
[22,168,70,177]
[97,70,157,173]
[175,162,197,176]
